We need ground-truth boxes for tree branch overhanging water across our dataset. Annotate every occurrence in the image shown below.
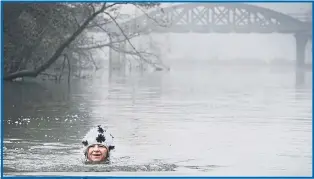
[4,3,168,81]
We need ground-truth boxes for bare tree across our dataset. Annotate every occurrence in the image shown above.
[4,2,168,81]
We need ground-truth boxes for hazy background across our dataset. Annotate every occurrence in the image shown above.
[95,2,313,68]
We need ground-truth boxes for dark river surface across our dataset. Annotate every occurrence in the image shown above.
[2,64,312,176]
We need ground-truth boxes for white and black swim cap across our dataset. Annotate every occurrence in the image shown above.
[82,125,115,154]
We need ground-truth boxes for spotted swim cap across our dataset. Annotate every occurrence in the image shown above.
[82,125,115,154]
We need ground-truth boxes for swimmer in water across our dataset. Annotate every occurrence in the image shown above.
[81,125,115,164]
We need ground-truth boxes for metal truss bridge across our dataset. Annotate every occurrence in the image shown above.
[106,3,312,35]
[99,3,312,84]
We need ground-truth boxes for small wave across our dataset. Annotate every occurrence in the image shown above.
[4,162,178,173]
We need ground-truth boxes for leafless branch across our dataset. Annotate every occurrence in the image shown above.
[79,18,145,50]
[76,31,142,50]
[87,19,112,29]
[133,4,170,27]
[89,3,96,14]
[111,46,158,59]
[104,11,160,68]
[104,3,118,9]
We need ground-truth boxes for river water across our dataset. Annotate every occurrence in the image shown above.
[3,63,312,176]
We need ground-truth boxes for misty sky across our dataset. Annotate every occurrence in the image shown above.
[247,3,311,14]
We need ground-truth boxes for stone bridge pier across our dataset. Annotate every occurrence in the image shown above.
[294,32,311,85]
[295,33,311,68]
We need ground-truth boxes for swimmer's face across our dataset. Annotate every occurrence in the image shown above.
[87,144,108,162]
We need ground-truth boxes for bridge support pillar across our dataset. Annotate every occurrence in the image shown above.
[294,33,309,68]
[294,33,310,86]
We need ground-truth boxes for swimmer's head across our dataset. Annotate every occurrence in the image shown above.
[81,125,115,163]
